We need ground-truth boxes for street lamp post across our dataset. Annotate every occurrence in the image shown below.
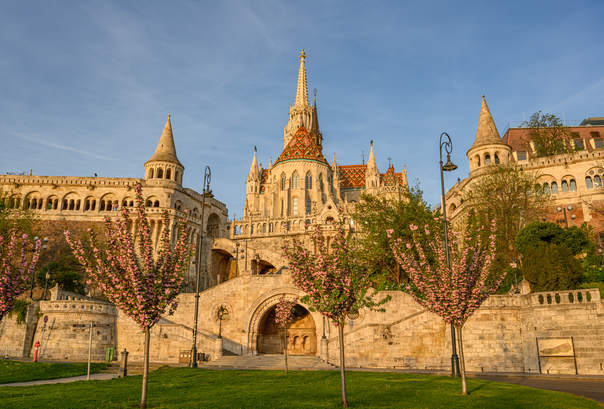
[511,258,521,294]
[556,206,576,227]
[29,237,48,299]
[190,166,211,368]
[42,269,51,300]
[217,305,226,338]
[439,132,460,378]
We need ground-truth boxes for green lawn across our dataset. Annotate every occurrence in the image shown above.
[0,360,109,384]
[0,367,601,409]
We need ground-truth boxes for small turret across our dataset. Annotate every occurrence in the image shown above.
[365,140,380,192]
[144,116,185,185]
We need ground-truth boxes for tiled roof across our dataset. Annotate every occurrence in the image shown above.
[381,167,398,187]
[260,169,269,194]
[274,126,328,166]
[339,165,367,189]
[396,173,406,186]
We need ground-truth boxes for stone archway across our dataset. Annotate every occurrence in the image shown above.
[257,304,317,355]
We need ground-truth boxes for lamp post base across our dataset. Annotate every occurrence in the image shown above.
[451,353,460,377]
[189,345,198,368]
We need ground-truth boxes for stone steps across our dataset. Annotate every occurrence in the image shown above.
[203,354,337,371]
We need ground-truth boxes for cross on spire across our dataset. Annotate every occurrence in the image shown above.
[388,157,392,167]
[361,150,365,165]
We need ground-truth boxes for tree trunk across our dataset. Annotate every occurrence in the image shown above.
[283,326,288,374]
[338,321,349,408]
[455,325,468,396]
[140,327,151,408]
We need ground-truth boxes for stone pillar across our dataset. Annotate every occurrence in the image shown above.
[214,337,223,360]
[320,337,329,361]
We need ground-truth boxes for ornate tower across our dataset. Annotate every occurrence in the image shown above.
[467,96,512,177]
[245,146,261,215]
[144,115,185,185]
[283,50,320,148]
[365,141,380,193]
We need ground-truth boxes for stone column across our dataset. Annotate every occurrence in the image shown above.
[214,337,223,360]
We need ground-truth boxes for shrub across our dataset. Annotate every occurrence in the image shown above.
[579,282,604,298]
[7,300,30,324]
[523,242,582,292]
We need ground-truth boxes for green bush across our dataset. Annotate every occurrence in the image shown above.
[523,242,582,292]
[579,282,604,298]
[580,255,604,283]
[516,221,592,256]
[36,260,85,295]
[7,299,30,324]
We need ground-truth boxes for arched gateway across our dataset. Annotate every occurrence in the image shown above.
[244,288,322,356]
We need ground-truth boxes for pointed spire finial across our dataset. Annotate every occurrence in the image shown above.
[371,140,373,146]
[146,115,183,167]
[470,95,506,150]
[295,49,309,107]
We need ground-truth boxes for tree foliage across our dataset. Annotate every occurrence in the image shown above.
[65,183,192,409]
[516,221,593,256]
[522,242,582,292]
[521,111,573,157]
[391,220,502,396]
[464,164,551,263]
[0,188,39,239]
[35,260,85,296]
[350,183,438,286]
[282,220,390,407]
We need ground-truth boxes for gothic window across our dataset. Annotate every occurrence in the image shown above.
[306,198,311,215]
[551,182,558,194]
[534,184,542,195]
[570,179,577,191]
[69,200,75,210]
[63,200,68,210]
[543,183,550,194]
[475,155,481,167]
[319,174,324,191]
[100,200,106,211]
[157,168,164,179]
[281,200,284,217]
[293,197,298,215]
[167,169,172,180]
[263,223,266,233]
[281,173,287,190]
[148,168,154,179]
[595,175,602,188]
[329,176,333,194]
[292,171,299,189]
[306,172,312,189]
[485,154,491,165]
[586,177,594,189]
[494,154,500,164]
[251,224,254,234]
[269,223,272,233]
[562,181,569,192]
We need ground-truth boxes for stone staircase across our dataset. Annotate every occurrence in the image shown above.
[202,354,337,371]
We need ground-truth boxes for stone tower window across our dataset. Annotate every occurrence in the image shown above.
[167,169,172,180]
[306,172,312,189]
[484,154,491,165]
[306,198,311,215]
[148,168,154,179]
[293,198,298,216]
[281,173,287,190]
[157,168,164,179]
[562,181,569,192]
[595,175,602,188]
[551,182,558,194]
[292,172,299,189]
[281,200,284,217]
[176,171,181,183]
[543,183,550,194]
[586,177,594,189]
[319,174,324,191]
[570,179,577,191]
[494,154,500,164]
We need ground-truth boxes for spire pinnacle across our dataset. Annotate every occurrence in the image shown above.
[146,115,183,167]
[367,141,377,169]
[247,147,259,181]
[332,152,337,168]
[470,95,506,150]
[295,49,309,107]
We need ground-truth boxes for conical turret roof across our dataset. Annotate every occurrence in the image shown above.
[274,126,328,166]
[367,140,378,170]
[295,50,309,107]
[146,116,183,167]
[469,96,506,151]
[248,146,259,181]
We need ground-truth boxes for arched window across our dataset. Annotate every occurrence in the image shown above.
[281,173,287,190]
[292,172,299,189]
[562,181,569,192]
[154,201,160,207]
[157,168,164,179]
[543,183,550,194]
[293,198,298,215]
[319,174,324,191]
[534,184,542,195]
[176,171,181,183]
[551,182,558,194]
[166,169,172,180]
[494,154,500,164]
[268,223,272,233]
[263,223,266,233]
[570,179,577,191]
[476,155,481,167]
[329,176,333,194]
[595,175,602,188]
[148,168,154,179]
[306,172,312,189]
[485,154,492,165]
[586,177,594,189]
[281,200,284,217]
[306,198,311,215]
[251,224,254,234]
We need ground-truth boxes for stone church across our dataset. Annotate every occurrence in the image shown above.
[1,52,603,376]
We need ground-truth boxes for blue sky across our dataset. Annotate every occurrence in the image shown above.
[2,1,603,216]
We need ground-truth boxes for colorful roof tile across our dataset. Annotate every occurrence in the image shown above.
[260,169,269,194]
[274,126,328,166]
[339,165,367,190]
[381,166,398,187]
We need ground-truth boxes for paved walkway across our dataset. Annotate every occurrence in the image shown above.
[0,373,124,387]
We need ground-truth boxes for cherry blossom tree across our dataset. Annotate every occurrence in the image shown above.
[283,221,390,408]
[0,231,41,324]
[65,183,191,409]
[390,221,502,395]
[274,296,297,373]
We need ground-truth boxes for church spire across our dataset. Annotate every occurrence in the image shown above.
[295,50,309,107]
[367,140,377,170]
[247,146,259,182]
[147,115,183,167]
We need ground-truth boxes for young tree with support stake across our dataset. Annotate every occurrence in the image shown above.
[390,221,502,396]
[274,296,297,374]
[283,220,390,408]
[65,183,191,409]
[0,231,41,324]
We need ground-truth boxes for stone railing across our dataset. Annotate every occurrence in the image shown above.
[522,288,600,307]
[48,284,105,302]
[40,299,118,316]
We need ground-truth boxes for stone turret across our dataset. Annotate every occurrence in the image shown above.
[245,147,261,213]
[144,116,185,185]
[467,96,512,176]
[365,141,380,192]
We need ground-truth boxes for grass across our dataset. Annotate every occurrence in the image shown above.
[0,367,601,409]
[0,360,109,384]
